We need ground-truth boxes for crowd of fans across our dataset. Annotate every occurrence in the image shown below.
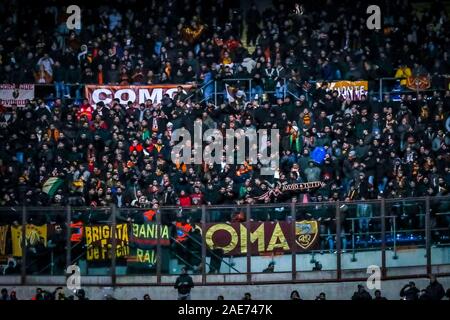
[1,275,449,300]
[0,0,449,216]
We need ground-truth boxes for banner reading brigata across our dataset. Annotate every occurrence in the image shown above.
[0,84,35,107]
[84,84,193,106]
[84,224,129,261]
[204,220,319,256]
[316,81,368,101]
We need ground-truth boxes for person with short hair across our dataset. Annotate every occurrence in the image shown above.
[174,267,194,300]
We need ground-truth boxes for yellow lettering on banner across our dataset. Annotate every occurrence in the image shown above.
[92,226,99,242]
[93,248,99,260]
[133,224,139,237]
[102,226,110,239]
[85,227,92,244]
[101,241,109,260]
[117,223,128,241]
[266,222,290,251]
[137,248,155,263]
[87,248,93,260]
[240,223,265,254]
[138,225,146,238]
[206,224,238,254]
[160,225,169,239]
[137,248,144,262]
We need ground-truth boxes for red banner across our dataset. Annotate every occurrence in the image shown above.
[84,84,193,106]
[204,220,319,256]
[406,76,431,91]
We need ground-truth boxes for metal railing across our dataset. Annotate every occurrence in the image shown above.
[0,195,449,285]
[26,74,449,107]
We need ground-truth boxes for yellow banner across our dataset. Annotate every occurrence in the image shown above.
[85,224,129,261]
[11,225,47,257]
[0,225,8,256]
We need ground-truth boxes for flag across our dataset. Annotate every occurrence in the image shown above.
[42,177,64,197]
[225,83,236,102]
[11,224,47,257]
[0,225,8,256]
[406,76,431,91]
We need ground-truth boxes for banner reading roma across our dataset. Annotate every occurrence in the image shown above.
[204,220,319,256]
[84,224,129,261]
[316,81,368,101]
[0,225,8,256]
[84,84,194,106]
[0,84,35,107]
[11,224,47,257]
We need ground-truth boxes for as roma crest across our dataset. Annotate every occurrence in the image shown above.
[295,220,318,250]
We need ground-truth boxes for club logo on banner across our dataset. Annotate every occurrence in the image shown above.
[0,84,35,107]
[0,225,8,256]
[406,76,431,91]
[295,220,319,249]
[84,84,193,106]
[11,224,47,257]
[316,81,368,101]
[84,224,129,261]
[204,220,319,256]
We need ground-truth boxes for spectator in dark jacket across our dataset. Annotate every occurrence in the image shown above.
[400,281,420,300]
[174,267,194,300]
[420,275,446,300]
[351,284,372,300]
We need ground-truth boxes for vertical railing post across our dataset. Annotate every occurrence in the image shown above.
[246,205,251,284]
[110,205,117,286]
[291,202,296,281]
[379,78,383,101]
[156,207,162,285]
[66,205,72,270]
[201,205,206,285]
[381,198,387,278]
[249,79,252,101]
[214,81,217,106]
[21,206,27,285]
[425,197,431,275]
[336,201,342,281]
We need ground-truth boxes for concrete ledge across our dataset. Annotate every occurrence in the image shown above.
[432,264,450,274]
[387,266,426,277]
[5,276,450,300]
[0,276,21,285]
[251,273,291,282]
[206,274,247,283]
[296,271,337,281]
[116,276,157,285]
[25,276,66,286]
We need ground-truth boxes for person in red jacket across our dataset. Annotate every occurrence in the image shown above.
[129,139,144,153]
[178,190,192,207]
[77,99,94,121]
[190,186,203,205]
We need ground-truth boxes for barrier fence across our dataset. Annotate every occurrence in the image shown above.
[0,196,449,285]
[25,74,449,107]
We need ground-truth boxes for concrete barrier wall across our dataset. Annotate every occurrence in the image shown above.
[3,276,450,300]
